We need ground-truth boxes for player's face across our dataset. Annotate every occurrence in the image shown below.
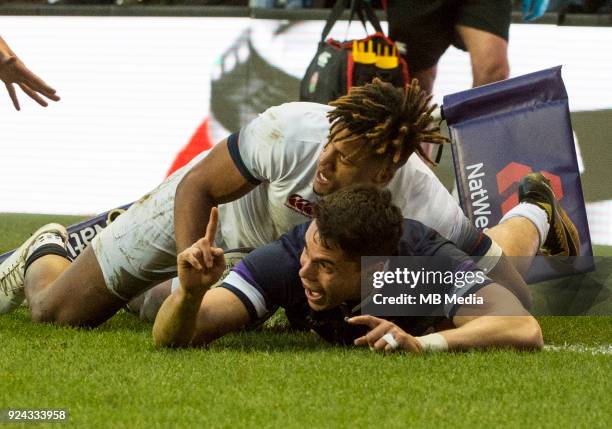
[313,128,384,195]
[299,222,361,311]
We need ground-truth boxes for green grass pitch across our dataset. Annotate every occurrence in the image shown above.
[1,213,611,428]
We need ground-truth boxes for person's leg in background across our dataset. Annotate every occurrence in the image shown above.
[454,0,512,87]
[387,0,512,92]
[455,25,510,87]
[386,0,454,94]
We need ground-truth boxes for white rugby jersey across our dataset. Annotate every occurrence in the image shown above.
[213,102,468,250]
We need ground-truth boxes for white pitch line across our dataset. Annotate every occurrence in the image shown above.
[544,344,612,355]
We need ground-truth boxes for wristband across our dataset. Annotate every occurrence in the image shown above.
[416,333,448,352]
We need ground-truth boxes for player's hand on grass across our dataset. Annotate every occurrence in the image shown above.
[0,37,60,111]
[177,207,225,296]
[348,315,423,354]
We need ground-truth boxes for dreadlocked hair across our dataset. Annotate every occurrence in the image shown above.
[327,78,448,166]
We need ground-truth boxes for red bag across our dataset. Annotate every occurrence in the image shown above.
[300,0,409,104]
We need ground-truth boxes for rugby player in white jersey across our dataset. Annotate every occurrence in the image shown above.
[0,79,577,327]
[153,185,543,352]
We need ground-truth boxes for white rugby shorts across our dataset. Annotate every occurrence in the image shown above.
[91,151,209,301]
[91,172,181,301]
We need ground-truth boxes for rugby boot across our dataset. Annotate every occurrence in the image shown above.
[0,223,68,314]
[518,173,580,257]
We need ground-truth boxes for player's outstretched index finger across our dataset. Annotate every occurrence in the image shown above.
[346,315,383,329]
[205,206,219,244]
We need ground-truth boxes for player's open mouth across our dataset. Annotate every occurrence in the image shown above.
[304,286,324,302]
[315,170,330,185]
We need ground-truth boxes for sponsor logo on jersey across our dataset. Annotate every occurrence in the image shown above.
[285,194,315,218]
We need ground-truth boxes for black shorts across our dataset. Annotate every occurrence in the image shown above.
[386,0,512,72]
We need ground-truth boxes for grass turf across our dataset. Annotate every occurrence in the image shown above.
[1,213,611,428]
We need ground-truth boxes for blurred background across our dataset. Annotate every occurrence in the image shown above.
[0,1,610,244]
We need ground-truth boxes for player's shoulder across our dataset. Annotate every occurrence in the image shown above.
[265,101,333,119]
[387,154,432,202]
[244,222,308,269]
[389,153,435,187]
[398,219,477,277]
[238,223,308,307]
[279,221,309,257]
[260,102,332,140]
[399,218,451,256]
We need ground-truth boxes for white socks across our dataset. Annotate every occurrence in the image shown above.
[499,202,550,246]
[24,232,69,274]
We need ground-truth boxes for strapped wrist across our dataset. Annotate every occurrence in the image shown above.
[415,333,448,352]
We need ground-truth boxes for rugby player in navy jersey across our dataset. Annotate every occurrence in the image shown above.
[153,185,543,353]
[1,78,574,332]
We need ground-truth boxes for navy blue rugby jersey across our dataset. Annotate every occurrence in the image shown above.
[219,219,493,346]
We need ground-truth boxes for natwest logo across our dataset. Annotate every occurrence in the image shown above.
[496,162,563,215]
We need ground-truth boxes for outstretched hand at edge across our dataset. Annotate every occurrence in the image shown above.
[0,36,60,110]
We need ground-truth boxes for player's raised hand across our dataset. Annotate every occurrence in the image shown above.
[0,37,60,111]
[348,315,422,353]
[177,207,225,296]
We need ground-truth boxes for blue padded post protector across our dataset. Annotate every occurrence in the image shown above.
[0,203,132,265]
[442,66,594,283]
